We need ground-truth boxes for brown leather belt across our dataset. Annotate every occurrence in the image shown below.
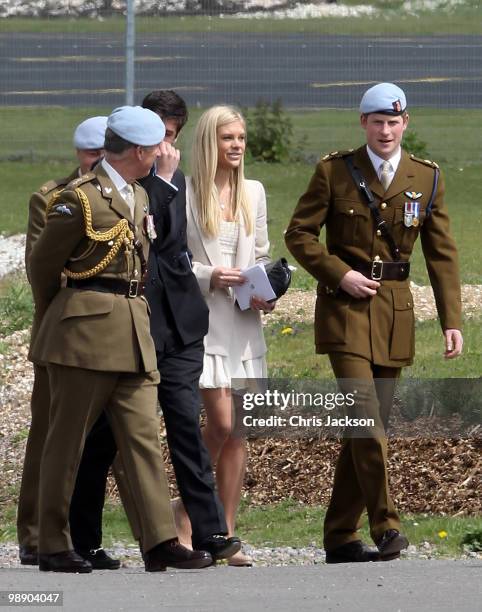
[67,277,145,298]
[349,260,410,281]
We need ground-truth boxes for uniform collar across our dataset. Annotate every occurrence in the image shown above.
[101,158,129,194]
[366,145,402,174]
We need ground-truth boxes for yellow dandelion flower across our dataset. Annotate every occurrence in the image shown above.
[281,327,293,335]
[438,530,448,539]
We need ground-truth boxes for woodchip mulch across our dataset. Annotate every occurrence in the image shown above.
[0,285,480,515]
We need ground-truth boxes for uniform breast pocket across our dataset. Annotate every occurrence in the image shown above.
[392,205,426,253]
[60,290,114,320]
[332,200,371,247]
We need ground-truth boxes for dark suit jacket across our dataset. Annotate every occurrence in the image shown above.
[140,168,209,351]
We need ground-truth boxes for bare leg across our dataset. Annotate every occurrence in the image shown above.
[202,388,251,565]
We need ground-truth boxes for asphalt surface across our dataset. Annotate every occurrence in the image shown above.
[0,560,480,611]
[1,33,481,108]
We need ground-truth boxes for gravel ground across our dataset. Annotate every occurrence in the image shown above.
[0,234,25,278]
[0,0,468,19]
[1,541,479,569]
[268,283,482,325]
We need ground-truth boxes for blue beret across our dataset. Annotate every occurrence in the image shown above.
[107,106,165,146]
[73,116,108,149]
[359,83,407,115]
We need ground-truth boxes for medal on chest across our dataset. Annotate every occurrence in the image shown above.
[403,191,422,228]
[144,214,157,241]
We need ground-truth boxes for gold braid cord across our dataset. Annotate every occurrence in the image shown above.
[47,187,134,280]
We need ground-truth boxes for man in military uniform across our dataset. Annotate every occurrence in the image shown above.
[29,106,212,573]
[285,83,463,563]
[18,116,122,569]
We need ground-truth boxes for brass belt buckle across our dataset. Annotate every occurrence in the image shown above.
[128,279,139,298]
[371,260,383,281]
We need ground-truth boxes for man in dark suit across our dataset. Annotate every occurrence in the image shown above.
[136,90,240,560]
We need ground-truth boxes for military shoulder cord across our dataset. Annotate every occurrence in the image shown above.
[46,188,134,280]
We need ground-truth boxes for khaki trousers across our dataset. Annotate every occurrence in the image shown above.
[323,352,401,551]
[38,364,176,554]
[17,364,50,548]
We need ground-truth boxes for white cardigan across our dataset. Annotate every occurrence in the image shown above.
[186,177,270,360]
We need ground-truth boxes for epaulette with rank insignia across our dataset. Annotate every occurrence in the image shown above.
[65,172,96,190]
[321,149,355,162]
[409,154,439,169]
[39,178,65,195]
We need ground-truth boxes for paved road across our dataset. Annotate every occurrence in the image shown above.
[1,33,481,108]
[0,560,480,611]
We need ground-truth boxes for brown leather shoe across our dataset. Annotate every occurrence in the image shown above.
[19,546,38,566]
[39,550,92,573]
[376,529,409,561]
[144,539,212,572]
[326,540,380,564]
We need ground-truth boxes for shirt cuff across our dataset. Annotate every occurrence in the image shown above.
[154,174,179,191]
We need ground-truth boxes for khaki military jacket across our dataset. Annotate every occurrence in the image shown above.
[25,168,79,280]
[285,146,462,367]
[29,164,157,373]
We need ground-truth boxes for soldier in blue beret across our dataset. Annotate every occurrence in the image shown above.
[286,82,462,563]
[19,115,112,568]
[27,106,213,572]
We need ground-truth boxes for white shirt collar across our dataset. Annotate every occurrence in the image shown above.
[366,145,402,176]
[101,158,129,195]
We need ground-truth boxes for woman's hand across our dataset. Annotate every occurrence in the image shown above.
[250,295,276,313]
[210,266,246,290]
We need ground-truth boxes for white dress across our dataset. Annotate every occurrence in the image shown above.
[199,220,268,389]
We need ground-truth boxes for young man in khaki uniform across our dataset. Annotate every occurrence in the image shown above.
[29,106,212,573]
[285,83,463,563]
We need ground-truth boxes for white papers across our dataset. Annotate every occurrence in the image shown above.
[234,263,276,311]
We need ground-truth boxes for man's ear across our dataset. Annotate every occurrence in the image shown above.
[360,114,368,128]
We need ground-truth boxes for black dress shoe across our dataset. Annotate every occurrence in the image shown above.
[39,550,92,573]
[144,539,213,572]
[326,540,380,564]
[376,529,409,561]
[197,535,242,561]
[19,546,38,566]
[76,548,121,570]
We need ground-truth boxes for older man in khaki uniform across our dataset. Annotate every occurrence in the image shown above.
[285,83,463,563]
[17,116,122,569]
[29,106,212,573]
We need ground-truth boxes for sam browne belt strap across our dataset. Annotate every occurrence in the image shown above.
[344,154,401,261]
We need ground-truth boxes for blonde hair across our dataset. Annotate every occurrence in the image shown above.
[191,105,253,237]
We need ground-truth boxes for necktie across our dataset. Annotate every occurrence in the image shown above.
[123,184,135,219]
[379,160,392,191]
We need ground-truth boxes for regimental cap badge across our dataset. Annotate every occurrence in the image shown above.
[392,99,402,113]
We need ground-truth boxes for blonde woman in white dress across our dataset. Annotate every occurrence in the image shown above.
[183,105,275,566]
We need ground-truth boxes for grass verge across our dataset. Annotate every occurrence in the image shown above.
[2,500,480,558]
[266,317,482,378]
[2,107,482,288]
